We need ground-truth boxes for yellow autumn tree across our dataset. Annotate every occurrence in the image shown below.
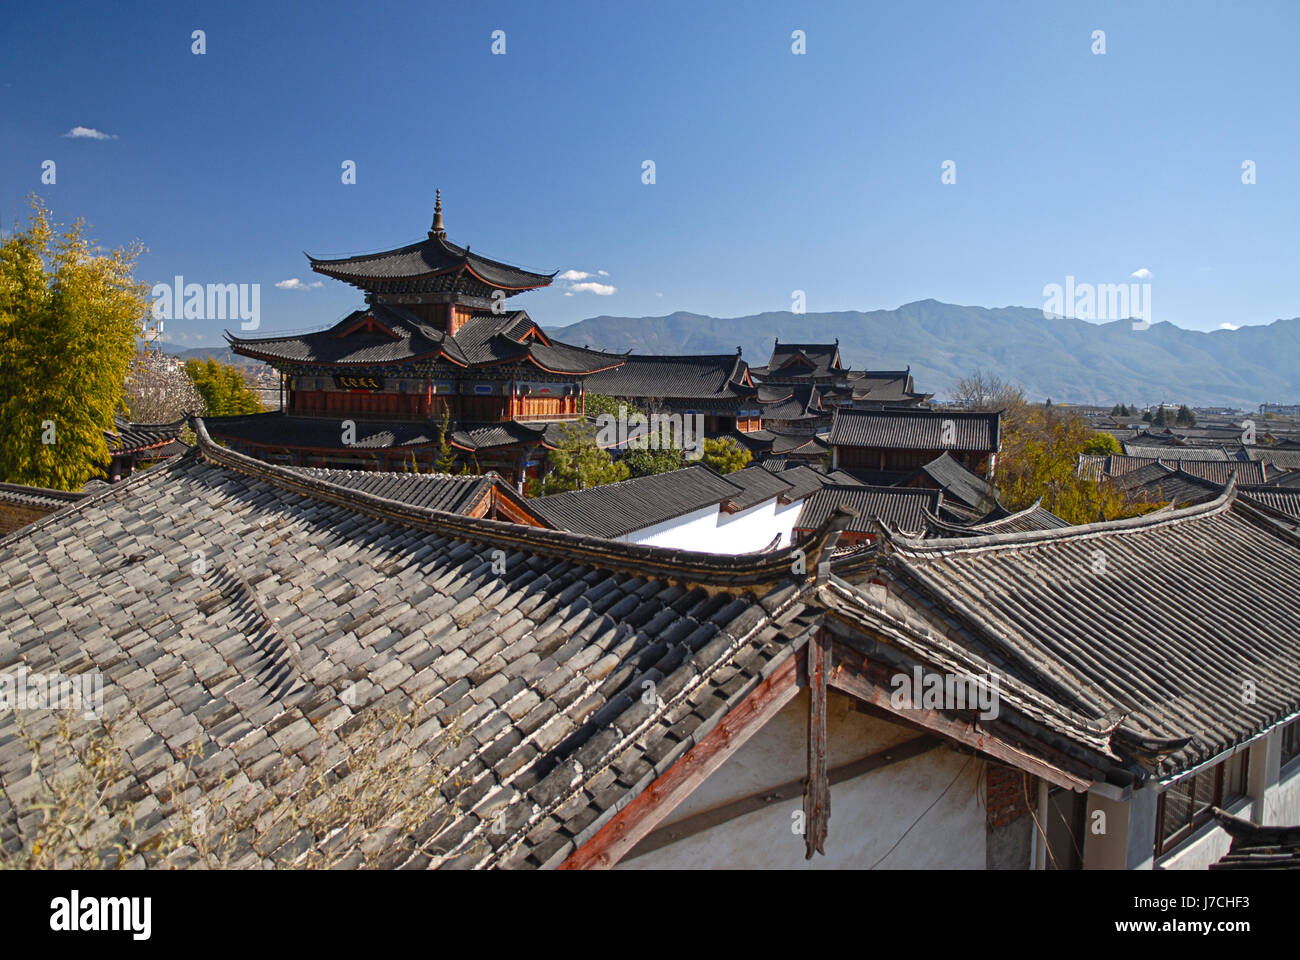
[0,198,148,490]
[997,404,1160,524]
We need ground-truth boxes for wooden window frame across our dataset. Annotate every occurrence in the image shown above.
[1154,751,1250,857]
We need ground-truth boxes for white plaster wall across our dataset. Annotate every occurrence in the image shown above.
[772,498,804,547]
[1264,757,1300,825]
[618,690,986,869]
[623,503,721,549]
[713,496,804,552]
[622,496,804,554]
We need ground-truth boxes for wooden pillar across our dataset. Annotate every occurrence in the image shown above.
[804,628,830,859]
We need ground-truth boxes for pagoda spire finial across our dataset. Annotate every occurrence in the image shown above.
[430,189,446,239]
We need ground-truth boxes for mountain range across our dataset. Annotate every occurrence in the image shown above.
[546,300,1300,408]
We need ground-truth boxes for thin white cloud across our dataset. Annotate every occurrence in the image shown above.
[656,292,663,298]
[63,126,117,140]
[1218,322,1241,331]
[1130,268,1152,279]
[275,278,323,290]
[557,267,616,296]
[569,281,616,296]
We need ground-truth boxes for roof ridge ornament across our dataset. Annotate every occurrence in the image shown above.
[429,189,446,239]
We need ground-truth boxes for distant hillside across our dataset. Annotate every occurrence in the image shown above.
[156,344,257,367]
[546,300,1300,407]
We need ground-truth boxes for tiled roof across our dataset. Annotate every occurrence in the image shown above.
[1087,455,1265,487]
[757,383,824,421]
[829,408,1000,452]
[872,487,1300,776]
[0,482,87,511]
[0,421,829,869]
[848,372,928,405]
[309,232,554,292]
[757,342,845,378]
[207,413,579,457]
[1124,464,1225,505]
[924,499,1072,536]
[228,305,448,366]
[286,467,502,515]
[1247,448,1300,471]
[771,433,827,456]
[1209,807,1300,870]
[1123,443,1230,461]
[1237,485,1300,521]
[772,465,834,502]
[719,466,795,510]
[733,429,778,452]
[229,307,621,376]
[207,413,445,451]
[582,354,753,402]
[795,484,940,537]
[6,418,1300,864]
[1099,454,1158,477]
[915,452,997,511]
[108,419,185,455]
[527,465,744,539]
[1110,461,1175,491]
[1173,459,1267,486]
[835,468,914,487]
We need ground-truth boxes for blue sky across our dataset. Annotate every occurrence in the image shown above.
[2,0,1297,344]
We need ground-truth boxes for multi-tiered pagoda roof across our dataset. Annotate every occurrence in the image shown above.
[307,190,555,303]
[228,304,620,376]
[212,194,626,479]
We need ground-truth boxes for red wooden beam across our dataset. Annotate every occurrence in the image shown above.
[827,640,1093,791]
[559,650,802,870]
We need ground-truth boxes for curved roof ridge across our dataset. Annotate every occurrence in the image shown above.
[190,418,831,587]
[920,496,1047,535]
[817,577,1121,758]
[307,236,430,265]
[886,478,1239,555]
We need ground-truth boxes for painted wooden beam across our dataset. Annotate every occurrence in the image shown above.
[559,651,802,870]
[827,640,1093,792]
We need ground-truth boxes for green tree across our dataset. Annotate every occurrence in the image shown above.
[1176,404,1196,426]
[434,407,457,473]
[1142,409,1153,423]
[623,446,683,477]
[699,436,751,474]
[1082,431,1123,455]
[531,422,629,495]
[583,393,627,419]
[0,198,148,490]
[184,358,265,416]
[1151,404,1168,427]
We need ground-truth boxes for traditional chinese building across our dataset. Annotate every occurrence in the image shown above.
[828,407,1001,482]
[209,194,624,481]
[751,340,932,410]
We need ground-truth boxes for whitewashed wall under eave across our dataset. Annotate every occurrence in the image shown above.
[617,689,986,870]
[1266,758,1300,825]
[622,496,805,554]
